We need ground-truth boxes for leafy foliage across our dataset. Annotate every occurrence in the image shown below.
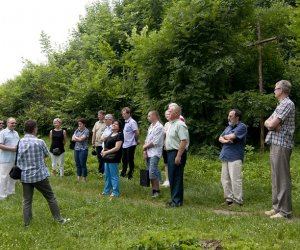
[0,0,299,147]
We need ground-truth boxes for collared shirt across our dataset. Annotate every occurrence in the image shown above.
[101,125,112,148]
[265,97,295,149]
[165,119,189,151]
[74,128,89,151]
[92,121,106,146]
[145,121,164,158]
[219,122,247,162]
[17,134,50,183]
[123,117,138,148]
[0,128,19,163]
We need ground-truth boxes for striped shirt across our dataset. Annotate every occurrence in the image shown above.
[17,134,50,183]
[145,121,164,158]
[265,97,295,149]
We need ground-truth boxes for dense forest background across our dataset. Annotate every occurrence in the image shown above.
[1,0,300,151]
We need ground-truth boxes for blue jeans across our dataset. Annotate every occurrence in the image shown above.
[167,150,187,206]
[103,163,120,196]
[74,149,88,177]
[146,156,160,180]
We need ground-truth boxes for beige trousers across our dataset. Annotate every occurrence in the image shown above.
[221,160,243,204]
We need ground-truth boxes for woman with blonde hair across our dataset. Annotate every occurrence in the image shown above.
[49,118,67,177]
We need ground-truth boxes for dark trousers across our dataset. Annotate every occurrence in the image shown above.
[96,146,104,174]
[22,178,63,226]
[121,145,136,178]
[167,150,187,206]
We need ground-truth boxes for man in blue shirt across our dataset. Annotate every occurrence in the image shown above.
[17,120,68,227]
[219,109,247,206]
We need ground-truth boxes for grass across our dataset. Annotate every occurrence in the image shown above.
[1,141,300,249]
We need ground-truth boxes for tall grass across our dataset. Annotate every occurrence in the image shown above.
[1,141,300,249]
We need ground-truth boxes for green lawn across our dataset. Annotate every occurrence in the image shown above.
[1,144,300,249]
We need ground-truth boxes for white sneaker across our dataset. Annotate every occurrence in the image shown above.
[162,181,170,187]
[265,209,276,216]
[58,218,70,224]
[270,213,285,219]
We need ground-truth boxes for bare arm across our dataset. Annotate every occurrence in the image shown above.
[223,133,236,140]
[72,134,87,142]
[219,136,233,144]
[49,130,52,145]
[63,130,67,145]
[92,130,96,146]
[102,141,122,157]
[264,116,281,130]
[135,129,140,144]
[0,144,17,152]
[175,140,188,166]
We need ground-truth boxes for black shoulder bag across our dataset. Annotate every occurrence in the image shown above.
[9,140,22,180]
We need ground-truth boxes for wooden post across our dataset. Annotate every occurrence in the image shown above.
[255,21,276,153]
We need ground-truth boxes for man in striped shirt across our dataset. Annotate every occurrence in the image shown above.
[264,80,295,219]
[17,120,68,227]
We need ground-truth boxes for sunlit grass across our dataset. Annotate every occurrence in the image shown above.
[1,142,300,249]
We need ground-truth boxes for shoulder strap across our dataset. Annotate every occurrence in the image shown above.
[15,140,20,165]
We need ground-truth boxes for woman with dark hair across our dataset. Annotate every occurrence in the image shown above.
[72,118,89,182]
[101,120,124,197]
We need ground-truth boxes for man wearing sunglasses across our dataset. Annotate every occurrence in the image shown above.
[0,117,19,200]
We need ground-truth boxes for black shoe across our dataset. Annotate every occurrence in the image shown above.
[165,201,182,208]
[120,173,126,177]
[127,175,133,180]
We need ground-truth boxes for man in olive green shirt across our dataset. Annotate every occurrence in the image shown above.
[165,104,189,207]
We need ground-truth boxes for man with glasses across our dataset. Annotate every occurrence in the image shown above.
[264,80,295,219]
[0,120,4,131]
[0,117,19,200]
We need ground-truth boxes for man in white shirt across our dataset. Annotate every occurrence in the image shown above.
[143,111,164,197]
[0,117,19,200]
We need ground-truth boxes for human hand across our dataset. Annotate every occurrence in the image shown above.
[175,155,181,166]
[143,151,147,160]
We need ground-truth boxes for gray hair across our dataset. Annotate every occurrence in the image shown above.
[276,80,292,95]
[105,114,114,120]
[168,103,182,115]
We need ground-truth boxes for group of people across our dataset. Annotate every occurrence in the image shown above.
[89,104,189,207]
[0,79,296,227]
[220,80,295,220]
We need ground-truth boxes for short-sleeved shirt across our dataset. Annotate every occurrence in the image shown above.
[219,122,247,162]
[92,121,106,146]
[101,125,112,148]
[103,132,124,163]
[145,121,164,158]
[17,134,50,183]
[165,119,189,151]
[265,97,295,149]
[123,117,138,148]
[73,128,89,150]
[0,128,19,163]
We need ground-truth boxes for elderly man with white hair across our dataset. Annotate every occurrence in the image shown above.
[165,104,189,207]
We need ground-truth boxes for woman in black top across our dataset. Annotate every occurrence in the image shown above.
[49,118,67,177]
[101,120,124,197]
